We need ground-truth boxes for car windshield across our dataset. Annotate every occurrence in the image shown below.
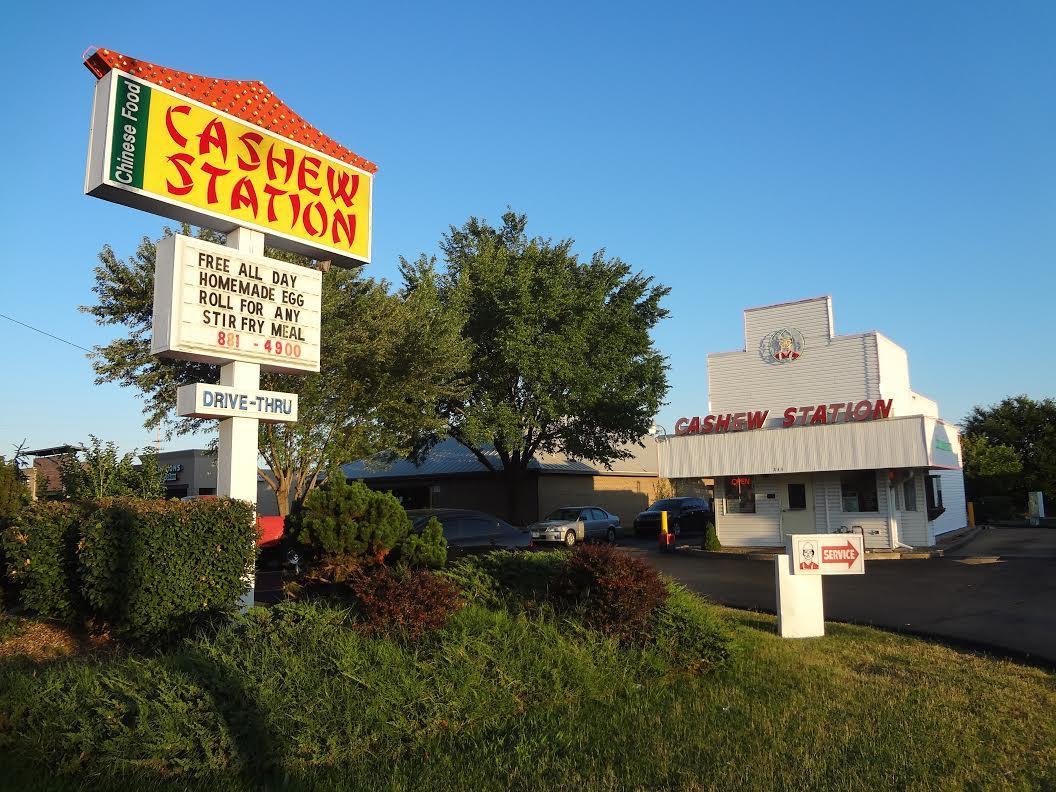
[648,499,682,512]
[546,508,583,522]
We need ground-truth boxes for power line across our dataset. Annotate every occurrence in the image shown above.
[0,312,93,353]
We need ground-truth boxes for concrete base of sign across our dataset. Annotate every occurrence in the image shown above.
[775,554,825,638]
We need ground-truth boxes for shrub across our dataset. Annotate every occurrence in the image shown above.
[702,521,721,551]
[293,476,445,567]
[442,550,563,610]
[79,498,256,643]
[346,564,463,640]
[2,501,87,620]
[393,516,447,569]
[554,544,668,642]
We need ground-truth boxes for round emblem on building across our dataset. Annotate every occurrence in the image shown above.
[760,327,805,364]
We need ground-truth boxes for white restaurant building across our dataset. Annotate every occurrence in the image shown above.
[660,296,966,549]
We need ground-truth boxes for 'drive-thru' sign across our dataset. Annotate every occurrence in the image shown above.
[152,234,322,373]
[85,67,373,267]
[789,534,865,575]
[177,383,298,423]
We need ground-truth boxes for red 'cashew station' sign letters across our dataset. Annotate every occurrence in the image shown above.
[675,398,893,436]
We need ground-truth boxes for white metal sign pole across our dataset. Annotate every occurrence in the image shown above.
[219,226,264,610]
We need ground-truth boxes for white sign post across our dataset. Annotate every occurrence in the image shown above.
[222,228,264,611]
[775,533,865,638]
[152,228,323,610]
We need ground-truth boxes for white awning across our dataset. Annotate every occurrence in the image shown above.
[660,415,960,478]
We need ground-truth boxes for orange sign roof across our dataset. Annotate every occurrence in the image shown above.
[84,47,377,174]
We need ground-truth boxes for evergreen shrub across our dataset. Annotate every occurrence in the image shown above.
[702,521,721,551]
[293,477,445,567]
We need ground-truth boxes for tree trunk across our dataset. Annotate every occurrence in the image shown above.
[276,480,291,517]
[503,466,523,525]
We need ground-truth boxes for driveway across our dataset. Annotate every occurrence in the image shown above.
[625,531,1056,665]
[949,526,1056,558]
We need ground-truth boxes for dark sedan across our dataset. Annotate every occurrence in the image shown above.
[633,497,713,536]
[407,508,532,555]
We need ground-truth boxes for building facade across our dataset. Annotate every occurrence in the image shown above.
[660,296,966,549]
[336,438,658,529]
[156,449,218,499]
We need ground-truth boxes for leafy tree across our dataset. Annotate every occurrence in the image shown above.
[83,227,467,515]
[402,211,669,521]
[0,457,28,526]
[132,451,165,500]
[962,396,1056,500]
[962,435,1022,479]
[58,436,161,500]
[652,478,676,502]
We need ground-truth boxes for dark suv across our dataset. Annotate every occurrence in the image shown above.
[633,497,713,536]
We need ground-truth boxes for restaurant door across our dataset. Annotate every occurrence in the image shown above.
[780,478,815,538]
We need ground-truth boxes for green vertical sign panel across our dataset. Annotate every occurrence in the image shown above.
[109,76,152,189]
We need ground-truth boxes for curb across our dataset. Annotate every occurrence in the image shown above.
[935,524,985,557]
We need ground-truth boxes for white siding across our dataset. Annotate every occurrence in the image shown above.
[930,468,967,539]
[896,474,930,546]
[662,416,931,479]
[709,334,881,423]
[743,296,833,349]
[715,476,782,546]
[908,391,939,419]
[876,334,910,413]
[817,471,891,550]
[926,420,962,469]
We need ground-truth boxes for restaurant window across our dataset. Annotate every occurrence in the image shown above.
[725,476,755,514]
[925,475,946,521]
[840,471,879,513]
[902,478,917,511]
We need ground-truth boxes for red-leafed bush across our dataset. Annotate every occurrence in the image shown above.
[554,544,668,642]
[346,564,463,640]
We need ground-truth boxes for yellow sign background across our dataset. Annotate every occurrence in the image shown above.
[140,87,371,262]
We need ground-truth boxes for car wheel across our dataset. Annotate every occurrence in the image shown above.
[564,530,577,547]
[606,526,616,543]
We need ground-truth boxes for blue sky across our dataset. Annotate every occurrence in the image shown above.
[1,1,1053,457]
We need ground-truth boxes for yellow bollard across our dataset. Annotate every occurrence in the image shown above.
[967,502,976,528]
[659,510,672,551]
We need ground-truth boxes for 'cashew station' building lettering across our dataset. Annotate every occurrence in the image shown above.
[659,296,966,550]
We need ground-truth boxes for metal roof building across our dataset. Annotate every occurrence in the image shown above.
[335,437,659,528]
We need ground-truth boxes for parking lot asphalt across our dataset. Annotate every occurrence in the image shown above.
[623,531,1056,665]
[949,525,1056,558]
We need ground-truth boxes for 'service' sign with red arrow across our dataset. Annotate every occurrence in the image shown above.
[790,534,865,575]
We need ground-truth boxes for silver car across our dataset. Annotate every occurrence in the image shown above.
[528,506,620,546]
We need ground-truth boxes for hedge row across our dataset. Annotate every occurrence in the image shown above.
[2,498,256,643]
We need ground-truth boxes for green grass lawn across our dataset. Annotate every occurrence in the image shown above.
[0,572,1054,791]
